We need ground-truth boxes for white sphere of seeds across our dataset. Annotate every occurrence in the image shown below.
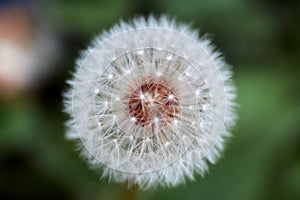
[63,16,237,189]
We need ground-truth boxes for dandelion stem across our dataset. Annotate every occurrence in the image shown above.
[120,184,137,200]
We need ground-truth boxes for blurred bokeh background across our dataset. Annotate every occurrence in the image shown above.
[0,0,299,199]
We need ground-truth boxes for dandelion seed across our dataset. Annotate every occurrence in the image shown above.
[137,50,144,55]
[168,94,174,100]
[94,88,100,94]
[140,93,145,99]
[63,15,237,190]
[166,55,173,60]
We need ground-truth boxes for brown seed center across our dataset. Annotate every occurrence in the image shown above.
[128,77,180,128]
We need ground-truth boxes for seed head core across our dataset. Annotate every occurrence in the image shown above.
[128,76,180,128]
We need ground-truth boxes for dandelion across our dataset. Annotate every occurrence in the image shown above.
[63,16,237,189]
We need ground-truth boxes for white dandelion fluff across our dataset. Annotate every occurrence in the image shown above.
[63,16,237,189]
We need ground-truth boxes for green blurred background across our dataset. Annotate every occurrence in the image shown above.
[0,0,299,199]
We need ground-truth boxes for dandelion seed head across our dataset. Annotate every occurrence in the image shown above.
[63,15,237,189]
